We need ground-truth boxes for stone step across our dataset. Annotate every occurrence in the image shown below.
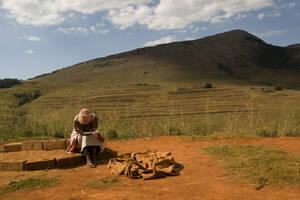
[22,141,43,151]
[0,160,26,171]
[43,139,66,151]
[2,143,22,152]
[25,159,57,171]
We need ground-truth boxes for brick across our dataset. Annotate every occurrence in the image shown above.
[2,143,22,152]
[56,154,84,168]
[0,160,26,171]
[43,139,66,151]
[22,141,43,151]
[25,159,56,171]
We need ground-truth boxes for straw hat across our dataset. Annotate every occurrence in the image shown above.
[78,108,92,125]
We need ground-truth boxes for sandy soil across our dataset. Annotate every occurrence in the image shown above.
[0,136,300,200]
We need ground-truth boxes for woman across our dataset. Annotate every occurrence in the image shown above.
[67,108,104,168]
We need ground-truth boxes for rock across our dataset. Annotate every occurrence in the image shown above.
[25,159,56,171]
[22,141,43,151]
[56,154,84,168]
[0,160,26,171]
[43,139,66,151]
[2,143,22,152]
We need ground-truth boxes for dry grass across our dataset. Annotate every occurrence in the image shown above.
[0,83,299,141]
[202,144,300,187]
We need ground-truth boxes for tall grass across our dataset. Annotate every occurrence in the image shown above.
[0,99,299,141]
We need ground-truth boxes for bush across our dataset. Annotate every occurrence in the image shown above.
[106,129,118,140]
[14,90,41,106]
[0,78,21,88]
[275,86,282,91]
[203,83,213,88]
[256,128,279,138]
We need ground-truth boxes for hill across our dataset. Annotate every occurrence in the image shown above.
[31,29,300,88]
[0,29,300,140]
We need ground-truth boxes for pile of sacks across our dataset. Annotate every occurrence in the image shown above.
[107,150,184,180]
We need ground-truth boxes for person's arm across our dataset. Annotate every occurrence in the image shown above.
[74,120,83,134]
[91,116,101,135]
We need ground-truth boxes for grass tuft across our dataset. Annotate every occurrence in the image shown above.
[83,176,118,189]
[0,177,57,194]
[202,144,300,186]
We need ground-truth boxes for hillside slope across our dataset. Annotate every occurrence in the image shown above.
[29,29,300,90]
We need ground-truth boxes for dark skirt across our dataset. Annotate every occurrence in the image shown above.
[82,146,100,156]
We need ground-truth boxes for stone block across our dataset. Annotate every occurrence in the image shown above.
[25,159,56,171]
[22,141,43,151]
[43,139,66,151]
[2,143,22,152]
[56,154,84,168]
[0,160,26,171]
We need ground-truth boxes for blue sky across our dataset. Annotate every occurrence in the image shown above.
[0,0,299,80]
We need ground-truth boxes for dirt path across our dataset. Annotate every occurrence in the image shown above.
[1,136,300,200]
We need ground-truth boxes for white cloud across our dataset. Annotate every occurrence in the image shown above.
[26,36,41,41]
[57,27,88,34]
[25,50,34,54]
[236,13,247,20]
[2,0,275,30]
[176,29,187,33]
[267,12,281,17]
[144,35,176,47]
[90,24,109,34]
[107,6,152,29]
[184,37,195,41]
[193,27,207,32]
[280,2,296,9]
[1,0,151,26]
[257,13,265,20]
[90,23,109,34]
[258,30,287,37]
[143,0,275,30]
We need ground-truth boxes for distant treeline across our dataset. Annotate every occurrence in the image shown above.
[0,78,21,88]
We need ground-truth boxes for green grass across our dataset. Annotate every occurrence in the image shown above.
[0,177,57,194]
[202,144,300,187]
[83,177,118,189]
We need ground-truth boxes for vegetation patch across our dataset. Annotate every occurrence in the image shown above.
[14,90,41,106]
[202,144,300,187]
[83,176,118,189]
[0,177,57,194]
[203,83,213,88]
[0,79,21,88]
[178,132,259,142]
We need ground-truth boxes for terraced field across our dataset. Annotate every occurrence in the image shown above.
[30,84,255,120]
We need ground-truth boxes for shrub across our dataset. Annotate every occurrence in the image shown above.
[203,83,213,88]
[275,86,282,91]
[0,78,21,88]
[256,128,279,138]
[14,90,41,106]
[106,129,118,140]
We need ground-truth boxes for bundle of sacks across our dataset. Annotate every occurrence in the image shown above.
[107,150,184,180]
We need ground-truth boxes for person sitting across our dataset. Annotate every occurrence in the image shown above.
[66,108,104,168]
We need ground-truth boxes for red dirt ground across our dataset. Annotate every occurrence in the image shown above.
[1,136,300,200]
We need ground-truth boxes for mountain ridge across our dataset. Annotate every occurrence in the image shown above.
[28,29,299,90]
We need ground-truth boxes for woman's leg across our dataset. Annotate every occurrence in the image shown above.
[82,147,95,168]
